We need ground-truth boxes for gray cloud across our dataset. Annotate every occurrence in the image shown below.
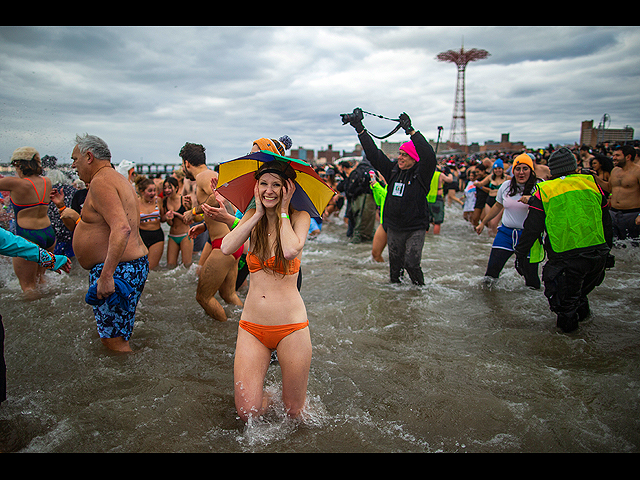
[1,26,638,167]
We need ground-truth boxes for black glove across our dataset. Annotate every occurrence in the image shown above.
[399,112,413,134]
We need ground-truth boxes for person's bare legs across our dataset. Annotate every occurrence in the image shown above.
[277,327,312,418]
[101,336,132,353]
[196,249,242,322]
[234,328,272,422]
[179,236,193,268]
[371,224,387,262]
[233,326,311,421]
[13,256,37,292]
[166,236,180,268]
[218,259,243,307]
[147,241,164,270]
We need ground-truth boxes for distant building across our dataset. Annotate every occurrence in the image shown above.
[380,140,402,158]
[317,144,341,165]
[341,144,363,158]
[580,120,634,147]
[478,133,525,154]
[290,147,315,163]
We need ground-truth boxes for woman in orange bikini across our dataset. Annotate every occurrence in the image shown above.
[221,140,311,422]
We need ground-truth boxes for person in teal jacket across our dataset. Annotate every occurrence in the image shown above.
[1,227,70,273]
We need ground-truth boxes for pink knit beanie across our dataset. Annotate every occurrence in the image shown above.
[399,141,419,162]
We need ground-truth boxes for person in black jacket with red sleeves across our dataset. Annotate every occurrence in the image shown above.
[346,109,436,285]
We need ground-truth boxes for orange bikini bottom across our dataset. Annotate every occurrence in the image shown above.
[239,320,309,350]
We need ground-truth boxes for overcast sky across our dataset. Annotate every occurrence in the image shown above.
[1,26,639,167]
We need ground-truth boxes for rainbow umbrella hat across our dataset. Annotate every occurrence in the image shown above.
[216,150,336,219]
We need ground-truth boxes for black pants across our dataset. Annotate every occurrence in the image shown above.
[485,248,540,289]
[542,252,607,332]
[610,208,640,242]
[387,228,426,285]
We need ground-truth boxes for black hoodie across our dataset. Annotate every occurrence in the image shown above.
[359,130,436,231]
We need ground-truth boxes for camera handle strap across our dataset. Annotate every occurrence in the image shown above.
[361,110,402,139]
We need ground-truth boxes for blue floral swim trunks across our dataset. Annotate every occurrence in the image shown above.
[88,256,149,340]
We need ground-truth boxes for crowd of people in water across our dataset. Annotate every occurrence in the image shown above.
[2,139,639,313]
[1,126,639,419]
[2,143,636,265]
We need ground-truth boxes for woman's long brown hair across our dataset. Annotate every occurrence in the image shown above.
[251,161,296,276]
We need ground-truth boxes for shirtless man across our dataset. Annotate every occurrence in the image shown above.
[608,144,640,241]
[579,145,595,169]
[71,134,149,352]
[180,142,243,322]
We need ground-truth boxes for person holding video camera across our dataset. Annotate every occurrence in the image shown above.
[343,108,436,285]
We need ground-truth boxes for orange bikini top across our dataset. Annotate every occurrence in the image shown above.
[246,251,300,275]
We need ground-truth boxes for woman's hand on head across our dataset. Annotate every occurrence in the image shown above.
[281,178,296,211]
[253,181,265,217]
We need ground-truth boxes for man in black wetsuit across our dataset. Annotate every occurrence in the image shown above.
[346,109,436,285]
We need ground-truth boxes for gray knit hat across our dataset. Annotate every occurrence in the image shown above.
[548,147,577,177]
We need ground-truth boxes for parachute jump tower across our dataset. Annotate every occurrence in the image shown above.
[436,42,490,146]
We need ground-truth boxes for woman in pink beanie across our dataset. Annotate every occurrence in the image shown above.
[345,110,437,285]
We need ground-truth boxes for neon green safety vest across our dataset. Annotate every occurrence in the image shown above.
[536,174,605,253]
[427,171,441,203]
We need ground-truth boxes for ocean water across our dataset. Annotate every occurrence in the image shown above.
[1,206,639,452]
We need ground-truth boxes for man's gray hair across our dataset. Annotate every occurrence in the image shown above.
[75,133,111,161]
